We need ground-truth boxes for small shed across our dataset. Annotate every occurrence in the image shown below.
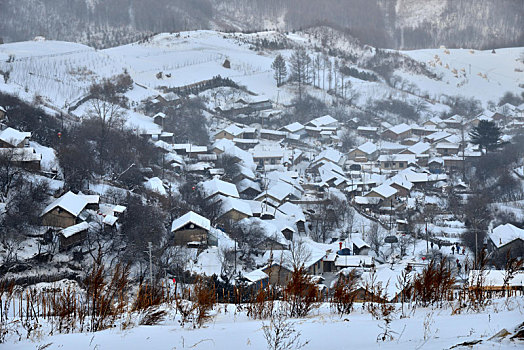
[58,222,89,251]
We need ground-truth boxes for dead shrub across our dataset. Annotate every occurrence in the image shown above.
[282,267,320,318]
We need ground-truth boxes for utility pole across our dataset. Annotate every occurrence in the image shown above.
[425,221,429,255]
[148,242,153,286]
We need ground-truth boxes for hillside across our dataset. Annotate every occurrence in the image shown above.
[0,0,522,49]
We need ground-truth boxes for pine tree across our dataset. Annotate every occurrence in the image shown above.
[469,120,503,154]
[289,48,311,101]
[271,54,287,87]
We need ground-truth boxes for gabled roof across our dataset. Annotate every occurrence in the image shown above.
[279,122,305,133]
[219,196,253,217]
[153,112,166,119]
[278,202,306,222]
[307,115,338,127]
[314,148,343,164]
[218,124,244,137]
[41,191,89,218]
[387,123,411,135]
[490,224,524,248]
[357,141,378,155]
[236,178,262,194]
[201,178,239,199]
[171,211,211,232]
[407,142,431,155]
[0,127,31,146]
[368,183,397,199]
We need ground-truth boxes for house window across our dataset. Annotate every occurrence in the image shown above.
[270,158,276,165]
[399,163,404,168]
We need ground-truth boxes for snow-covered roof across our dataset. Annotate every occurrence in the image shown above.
[387,123,411,135]
[308,115,338,127]
[357,141,378,155]
[0,106,6,113]
[201,178,239,198]
[377,154,417,163]
[0,127,31,146]
[278,202,306,222]
[335,255,374,267]
[314,148,343,164]
[385,174,413,191]
[113,205,127,213]
[407,142,430,155]
[171,211,211,232]
[59,221,89,238]
[219,124,244,137]
[397,169,430,183]
[436,142,460,149]
[357,126,378,131]
[368,183,397,199]
[489,224,524,248]
[279,122,305,133]
[145,177,167,196]
[425,131,451,143]
[219,196,252,217]
[243,269,269,283]
[103,215,118,226]
[236,178,262,194]
[41,191,88,218]
[153,112,166,119]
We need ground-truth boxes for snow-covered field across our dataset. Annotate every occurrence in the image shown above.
[5,298,524,350]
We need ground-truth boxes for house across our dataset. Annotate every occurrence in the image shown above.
[488,224,524,259]
[385,175,413,197]
[240,269,269,289]
[41,191,89,228]
[250,145,284,168]
[306,115,338,128]
[424,131,452,144]
[171,211,211,246]
[152,112,167,127]
[278,202,306,234]
[260,129,286,141]
[255,182,301,207]
[365,183,398,202]
[58,222,90,251]
[334,255,374,270]
[279,122,306,138]
[0,148,42,171]
[236,178,262,198]
[217,196,253,223]
[436,142,460,156]
[261,249,326,285]
[357,126,379,138]
[0,127,31,148]
[442,115,464,129]
[423,116,444,129]
[0,106,6,121]
[377,154,417,171]
[348,142,378,162]
[215,125,244,140]
[381,123,412,141]
[312,148,345,167]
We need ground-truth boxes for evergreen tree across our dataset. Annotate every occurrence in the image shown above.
[271,54,287,87]
[289,47,311,101]
[469,120,502,154]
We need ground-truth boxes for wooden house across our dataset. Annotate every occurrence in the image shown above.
[0,127,31,148]
[41,191,89,228]
[171,211,211,246]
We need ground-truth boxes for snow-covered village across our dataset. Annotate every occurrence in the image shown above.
[0,1,523,349]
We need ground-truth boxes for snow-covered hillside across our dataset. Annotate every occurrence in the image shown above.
[1,30,522,124]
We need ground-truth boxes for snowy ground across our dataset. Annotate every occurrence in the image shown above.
[4,298,524,350]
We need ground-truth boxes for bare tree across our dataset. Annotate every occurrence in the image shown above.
[287,239,312,271]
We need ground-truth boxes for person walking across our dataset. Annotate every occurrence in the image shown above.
[451,246,455,254]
